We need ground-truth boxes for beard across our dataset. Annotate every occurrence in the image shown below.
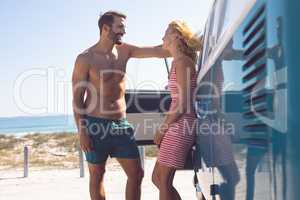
[109,29,123,45]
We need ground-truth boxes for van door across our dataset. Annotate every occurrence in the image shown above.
[195,1,277,199]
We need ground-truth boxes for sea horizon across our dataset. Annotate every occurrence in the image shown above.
[0,114,77,136]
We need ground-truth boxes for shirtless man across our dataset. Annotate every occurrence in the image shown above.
[72,11,170,200]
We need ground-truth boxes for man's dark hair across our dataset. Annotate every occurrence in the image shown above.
[98,11,126,34]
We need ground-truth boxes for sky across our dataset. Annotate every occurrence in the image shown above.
[0,0,213,117]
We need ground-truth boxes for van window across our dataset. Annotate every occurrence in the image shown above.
[126,58,170,91]
[201,0,256,67]
[219,0,255,40]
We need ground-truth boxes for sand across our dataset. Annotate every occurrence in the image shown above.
[0,157,213,200]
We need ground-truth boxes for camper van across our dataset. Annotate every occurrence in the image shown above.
[127,0,300,199]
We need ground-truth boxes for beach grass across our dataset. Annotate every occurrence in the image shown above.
[0,132,157,169]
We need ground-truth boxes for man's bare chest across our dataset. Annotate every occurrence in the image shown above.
[89,53,128,82]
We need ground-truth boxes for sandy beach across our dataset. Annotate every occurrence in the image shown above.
[0,157,213,200]
[0,133,213,200]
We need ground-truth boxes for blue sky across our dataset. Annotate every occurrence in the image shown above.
[0,0,213,117]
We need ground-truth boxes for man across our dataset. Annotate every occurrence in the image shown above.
[72,11,170,200]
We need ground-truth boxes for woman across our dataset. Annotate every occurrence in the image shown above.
[152,20,203,200]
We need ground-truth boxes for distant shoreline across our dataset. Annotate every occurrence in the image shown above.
[0,115,76,135]
[1,130,77,137]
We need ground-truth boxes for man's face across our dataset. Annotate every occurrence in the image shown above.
[108,16,126,45]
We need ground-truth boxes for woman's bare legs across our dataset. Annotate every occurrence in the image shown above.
[152,161,182,200]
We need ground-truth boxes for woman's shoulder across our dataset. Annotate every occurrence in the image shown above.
[172,56,196,71]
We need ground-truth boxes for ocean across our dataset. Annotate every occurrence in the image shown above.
[0,115,77,136]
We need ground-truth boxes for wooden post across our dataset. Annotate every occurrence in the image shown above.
[79,147,84,178]
[24,146,29,178]
[138,146,145,170]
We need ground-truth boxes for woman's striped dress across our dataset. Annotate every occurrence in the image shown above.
[157,64,197,169]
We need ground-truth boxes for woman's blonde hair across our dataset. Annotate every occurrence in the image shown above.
[169,20,203,62]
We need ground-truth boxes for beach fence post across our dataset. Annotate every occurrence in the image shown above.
[79,147,85,178]
[24,146,29,178]
[138,147,145,170]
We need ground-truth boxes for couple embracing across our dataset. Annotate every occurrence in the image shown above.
[72,10,202,200]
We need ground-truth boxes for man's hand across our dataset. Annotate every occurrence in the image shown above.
[79,132,93,152]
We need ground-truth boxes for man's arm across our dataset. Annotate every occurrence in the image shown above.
[125,43,171,58]
[72,54,89,128]
[72,54,93,152]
